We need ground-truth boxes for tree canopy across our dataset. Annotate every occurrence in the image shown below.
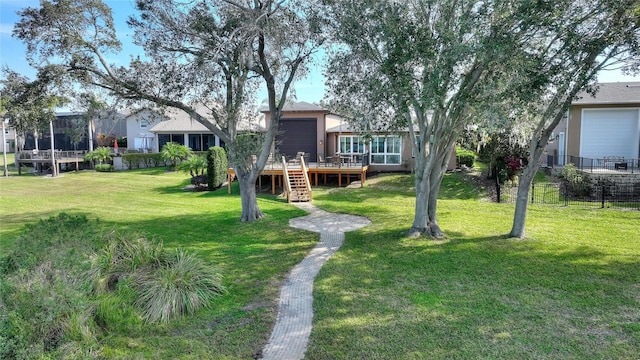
[0,67,67,142]
[322,0,640,238]
[503,0,640,238]
[322,0,546,237]
[14,0,323,221]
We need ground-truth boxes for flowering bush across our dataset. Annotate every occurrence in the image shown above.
[505,155,523,173]
[497,155,527,183]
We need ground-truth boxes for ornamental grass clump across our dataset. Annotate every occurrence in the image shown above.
[89,236,225,324]
[133,249,226,323]
[1,214,226,359]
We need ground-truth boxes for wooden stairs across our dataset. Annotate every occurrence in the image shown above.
[282,156,312,202]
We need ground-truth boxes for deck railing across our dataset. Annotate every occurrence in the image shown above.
[16,150,86,161]
[546,155,639,174]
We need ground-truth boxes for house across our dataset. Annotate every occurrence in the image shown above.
[2,121,16,153]
[546,82,640,165]
[138,104,264,152]
[19,111,126,152]
[124,108,167,152]
[263,101,328,164]
[263,101,456,172]
[124,100,456,173]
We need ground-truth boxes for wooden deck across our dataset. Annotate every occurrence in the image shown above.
[227,162,369,194]
[15,150,87,174]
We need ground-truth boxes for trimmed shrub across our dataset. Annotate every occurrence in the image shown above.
[95,164,113,172]
[560,163,592,197]
[122,153,165,169]
[455,147,476,168]
[207,146,228,191]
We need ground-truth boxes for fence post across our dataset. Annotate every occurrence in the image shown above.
[496,177,501,203]
[601,184,605,208]
[531,181,535,204]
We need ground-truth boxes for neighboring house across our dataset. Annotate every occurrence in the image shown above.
[546,82,640,164]
[2,122,16,153]
[145,104,264,152]
[263,101,456,172]
[124,108,166,152]
[20,111,126,151]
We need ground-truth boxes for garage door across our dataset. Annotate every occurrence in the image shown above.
[580,109,639,159]
[276,118,317,161]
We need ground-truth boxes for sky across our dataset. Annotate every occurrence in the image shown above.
[1,0,639,106]
[0,0,327,105]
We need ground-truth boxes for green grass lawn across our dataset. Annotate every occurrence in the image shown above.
[0,168,317,358]
[1,168,639,359]
[307,173,640,359]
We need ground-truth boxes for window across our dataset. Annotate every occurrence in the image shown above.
[189,134,202,151]
[338,135,364,155]
[370,135,401,165]
[158,134,184,149]
[188,133,217,151]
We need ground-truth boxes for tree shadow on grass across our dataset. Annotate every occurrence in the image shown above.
[309,224,640,359]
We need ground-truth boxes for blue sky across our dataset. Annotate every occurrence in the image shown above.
[1,0,638,105]
[0,0,327,105]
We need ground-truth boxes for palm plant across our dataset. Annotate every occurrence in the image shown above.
[161,142,192,169]
[177,155,207,178]
[84,146,112,165]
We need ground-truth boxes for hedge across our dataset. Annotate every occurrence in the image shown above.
[121,153,165,169]
[456,147,476,168]
[207,146,228,191]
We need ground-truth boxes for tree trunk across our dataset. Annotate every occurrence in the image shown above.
[236,168,264,222]
[427,166,446,238]
[509,160,536,238]
[409,145,450,238]
[509,142,545,238]
[409,170,431,237]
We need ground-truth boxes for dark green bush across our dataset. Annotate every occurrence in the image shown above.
[560,163,592,197]
[95,164,113,172]
[456,147,476,168]
[207,146,228,191]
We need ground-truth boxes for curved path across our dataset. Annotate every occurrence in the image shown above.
[261,202,371,360]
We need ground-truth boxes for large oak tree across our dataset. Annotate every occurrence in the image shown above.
[14,0,322,221]
[322,0,541,237]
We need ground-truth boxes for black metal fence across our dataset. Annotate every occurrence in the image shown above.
[497,181,640,210]
[546,155,640,174]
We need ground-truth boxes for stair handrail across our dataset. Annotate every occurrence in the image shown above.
[299,156,312,201]
[281,156,292,201]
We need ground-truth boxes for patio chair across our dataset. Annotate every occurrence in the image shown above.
[331,153,342,167]
[288,152,305,166]
[317,154,328,167]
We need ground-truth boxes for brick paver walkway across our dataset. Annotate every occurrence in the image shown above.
[261,203,371,360]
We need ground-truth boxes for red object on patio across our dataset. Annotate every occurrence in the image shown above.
[114,139,118,150]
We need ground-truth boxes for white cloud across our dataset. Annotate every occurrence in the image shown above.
[0,24,14,35]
